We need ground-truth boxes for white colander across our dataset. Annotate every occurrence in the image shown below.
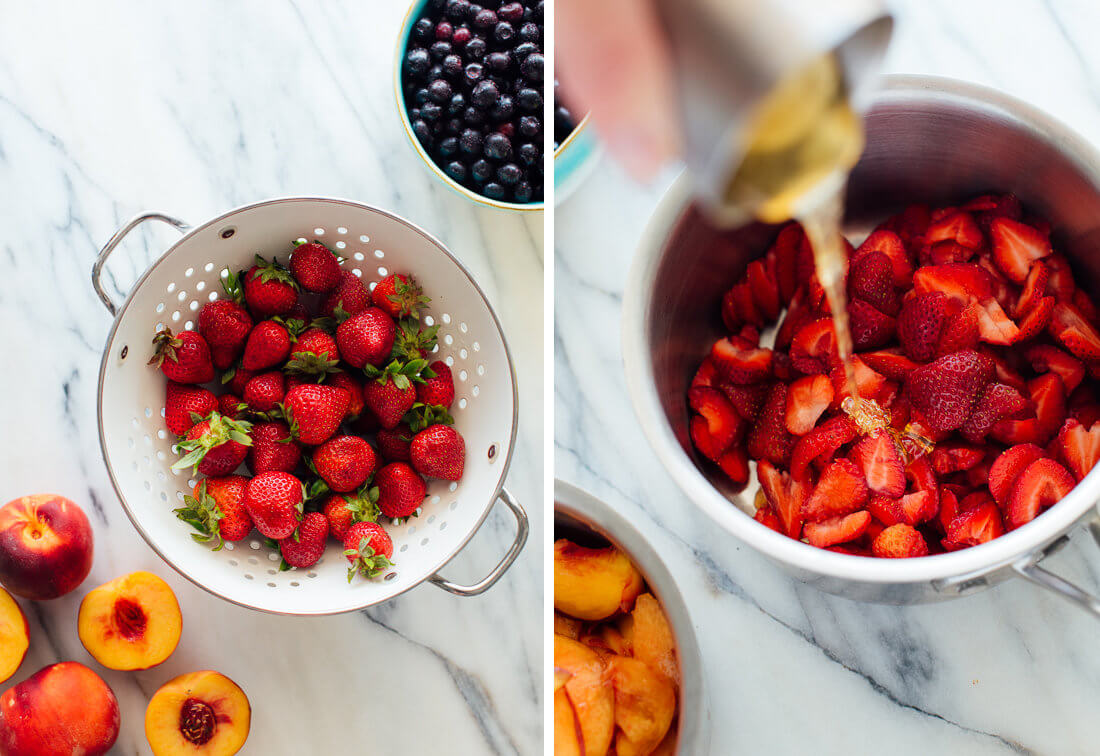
[91,197,527,615]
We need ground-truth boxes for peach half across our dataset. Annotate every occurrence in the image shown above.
[78,571,182,671]
[0,587,28,684]
[145,671,251,755]
[554,539,644,621]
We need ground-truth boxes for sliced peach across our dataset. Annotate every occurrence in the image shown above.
[78,571,182,671]
[554,539,644,621]
[632,593,679,685]
[553,611,582,640]
[608,655,677,756]
[145,671,250,755]
[0,586,27,683]
[554,635,614,756]
[581,625,631,658]
[650,725,679,756]
[554,687,582,756]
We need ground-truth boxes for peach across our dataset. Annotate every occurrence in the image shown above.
[0,495,93,600]
[554,687,582,756]
[0,587,28,683]
[554,635,614,756]
[0,661,119,755]
[554,539,644,621]
[608,655,676,756]
[78,571,182,671]
[631,593,678,684]
[553,611,582,640]
[145,670,250,755]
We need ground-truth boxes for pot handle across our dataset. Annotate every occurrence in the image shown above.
[92,212,190,315]
[1013,521,1100,619]
[428,488,529,597]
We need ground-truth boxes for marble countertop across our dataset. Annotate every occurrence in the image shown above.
[556,2,1100,754]
[0,2,542,754]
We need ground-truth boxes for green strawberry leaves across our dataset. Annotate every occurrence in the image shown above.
[252,254,300,290]
[403,402,454,433]
[363,358,430,390]
[391,319,439,363]
[389,276,431,320]
[220,267,245,304]
[344,536,394,582]
[171,412,253,473]
[172,481,226,550]
[147,327,182,369]
[284,351,340,380]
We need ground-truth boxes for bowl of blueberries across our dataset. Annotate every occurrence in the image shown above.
[553,81,599,204]
[397,0,545,209]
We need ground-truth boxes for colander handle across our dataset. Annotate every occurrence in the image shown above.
[92,212,190,315]
[1012,519,1100,620]
[429,488,529,597]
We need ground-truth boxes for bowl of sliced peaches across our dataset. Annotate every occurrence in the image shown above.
[554,480,708,756]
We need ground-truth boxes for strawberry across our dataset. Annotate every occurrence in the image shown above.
[286,328,340,378]
[803,511,871,548]
[1012,296,1054,344]
[930,443,985,475]
[775,287,814,349]
[1005,457,1075,530]
[790,318,836,375]
[790,415,858,482]
[746,383,794,467]
[376,424,415,462]
[746,258,781,321]
[974,298,1020,345]
[848,250,898,315]
[692,359,718,389]
[1014,262,1050,317]
[217,393,245,420]
[860,349,920,381]
[960,382,1029,443]
[243,255,299,317]
[223,365,255,396]
[784,375,833,435]
[327,372,365,419]
[320,270,371,318]
[283,384,350,445]
[850,431,905,498]
[904,349,993,431]
[247,420,302,474]
[344,521,394,580]
[936,302,981,356]
[313,435,377,492]
[988,443,1047,507]
[753,506,783,533]
[709,336,772,384]
[372,273,429,319]
[881,204,931,250]
[1027,344,1085,394]
[871,524,929,558]
[374,462,427,518]
[1044,254,1077,302]
[718,381,770,421]
[172,412,252,476]
[363,373,418,430]
[722,281,763,329]
[244,471,303,540]
[848,299,895,350]
[854,229,912,287]
[769,223,804,301]
[149,327,214,384]
[1049,302,1100,362]
[924,210,983,250]
[279,511,329,568]
[717,446,750,488]
[688,387,743,460]
[242,320,292,371]
[410,424,465,480]
[242,371,285,413]
[1056,419,1100,482]
[990,217,1052,283]
[803,458,869,523]
[322,488,380,540]
[164,382,217,436]
[417,361,455,409]
[942,500,1004,550]
[912,263,993,306]
[197,270,253,369]
[289,241,341,293]
[336,308,397,368]
[963,193,1022,230]
[174,476,253,548]
[897,292,948,362]
[757,460,807,538]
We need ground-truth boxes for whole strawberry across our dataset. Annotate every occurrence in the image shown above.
[417,361,455,409]
[374,462,427,518]
[327,372,364,419]
[242,320,291,371]
[223,366,256,396]
[197,269,253,369]
[278,511,329,568]
[322,488,380,540]
[320,270,371,318]
[283,384,350,445]
[243,371,285,413]
[336,308,396,368]
[286,328,340,378]
[282,302,311,331]
[243,255,299,318]
[248,420,302,474]
[149,327,214,384]
[410,424,465,480]
[343,521,394,581]
[372,273,428,319]
[243,471,304,539]
[174,476,253,547]
[364,374,417,429]
[289,241,341,293]
[313,435,377,492]
[173,412,252,476]
[377,424,414,462]
[164,382,217,436]
[217,392,246,420]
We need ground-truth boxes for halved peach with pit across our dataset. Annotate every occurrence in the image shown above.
[78,571,182,671]
[0,586,28,683]
[145,671,250,755]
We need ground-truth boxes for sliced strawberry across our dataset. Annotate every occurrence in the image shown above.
[1044,253,1076,302]
[1074,289,1099,324]
[937,487,961,533]
[912,263,993,306]
[790,318,836,375]
[925,210,983,250]
[719,381,770,421]
[904,349,994,432]
[990,217,1052,283]
[1005,457,1075,530]
[1072,403,1100,427]
[987,443,1047,507]
[942,501,1004,550]
[753,506,783,533]
[1014,262,1049,317]
[746,258,781,322]
[717,446,750,489]
[789,415,858,481]
[975,298,1020,345]
[1056,418,1100,482]
[803,510,871,548]
[829,357,889,409]
[689,416,725,461]
[849,299,896,350]
[854,230,913,287]
[897,291,948,362]
[770,224,803,302]
[1050,302,1100,362]
[691,358,718,389]
[904,456,940,523]
[1011,296,1053,343]
[872,523,929,558]
[880,204,931,255]
[738,324,761,345]
[757,460,806,539]
[963,193,1022,230]
[960,382,1029,443]
[936,302,981,356]
[850,431,905,498]
[977,255,1017,312]
[1030,372,1068,444]
[931,443,985,475]
[746,383,794,467]
[784,375,834,435]
[860,349,920,381]
[771,351,795,381]
[710,336,773,384]
[775,286,813,349]
[688,387,744,459]
[848,251,899,315]
[867,494,903,526]
[802,458,869,523]
[924,240,975,266]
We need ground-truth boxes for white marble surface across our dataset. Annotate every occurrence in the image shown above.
[556,2,1100,754]
[0,2,542,754]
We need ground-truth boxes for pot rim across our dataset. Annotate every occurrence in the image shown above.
[623,74,1100,585]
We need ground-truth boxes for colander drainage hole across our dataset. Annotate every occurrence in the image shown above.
[267,552,280,562]
[307,572,317,579]
[120,345,129,359]
[249,541,260,550]
[290,581,299,587]
[267,569,276,575]
[267,582,276,588]
[220,227,236,239]
[384,572,396,581]
[229,560,238,566]
[420,538,429,546]
[399,544,408,553]
[244,574,253,580]
[224,542,234,551]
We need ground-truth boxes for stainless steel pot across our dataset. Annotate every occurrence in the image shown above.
[623,75,1100,615]
[555,480,710,754]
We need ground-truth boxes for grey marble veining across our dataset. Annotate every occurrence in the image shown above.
[0,2,542,754]
[556,1,1100,754]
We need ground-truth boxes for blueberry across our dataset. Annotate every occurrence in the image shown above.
[445,161,468,182]
[413,18,435,42]
[490,95,514,121]
[413,87,431,105]
[409,107,421,121]
[521,52,543,81]
[405,48,431,76]
[438,136,459,157]
[421,102,443,121]
[464,62,485,86]
[459,129,484,155]
[435,21,453,40]
[428,79,452,103]
[442,54,463,77]
[445,117,463,134]
[428,63,444,80]
[466,3,483,18]
[486,51,511,72]
[513,181,534,203]
[463,106,486,126]
[493,21,515,44]
[473,9,497,27]
[412,119,432,144]
[445,0,469,19]
[518,115,541,137]
[513,42,538,61]
[471,159,493,182]
[497,163,523,185]
[483,182,507,200]
[430,41,453,60]
[518,142,539,165]
[518,22,539,43]
[452,27,472,46]
[465,36,487,59]
[471,79,500,108]
[448,92,467,115]
[498,2,523,21]
[516,87,542,111]
[484,132,512,160]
